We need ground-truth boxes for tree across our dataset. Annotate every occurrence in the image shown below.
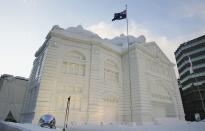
[4,111,17,123]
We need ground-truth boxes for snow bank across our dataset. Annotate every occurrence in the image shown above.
[3,120,205,131]
[69,122,205,131]
[5,122,59,131]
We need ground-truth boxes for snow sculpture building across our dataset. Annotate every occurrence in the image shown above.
[21,25,184,125]
[0,74,28,122]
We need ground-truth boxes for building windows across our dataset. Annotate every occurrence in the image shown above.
[61,51,85,111]
[104,59,119,82]
[103,96,119,103]
[35,66,39,79]
[34,53,44,82]
[66,63,85,76]
[150,80,172,102]
[62,51,86,76]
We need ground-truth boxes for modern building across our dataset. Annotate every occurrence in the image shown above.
[21,25,184,125]
[0,74,28,122]
[175,35,205,121]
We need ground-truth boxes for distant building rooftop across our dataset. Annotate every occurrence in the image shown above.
[175,34,205,54]
[0,74,28,81]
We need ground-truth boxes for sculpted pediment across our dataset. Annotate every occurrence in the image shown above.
[143,42,173,65]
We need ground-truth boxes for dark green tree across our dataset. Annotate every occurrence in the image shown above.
[4,111,17,123]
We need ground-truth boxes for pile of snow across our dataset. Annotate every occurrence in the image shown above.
[66,25,102,40]
[69,122,205,131]
[107,34,146,46]
[3,120,205,131]
[66,118,204,131]
[153,118,188,125]
[52,25,146,47]
[5,122,59,131]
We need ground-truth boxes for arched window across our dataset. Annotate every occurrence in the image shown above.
[104,59,119,82]
[62,51,86,76]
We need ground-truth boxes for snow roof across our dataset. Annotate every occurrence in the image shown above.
[105,34,146,47]
[38,25,171,64]
[66,25,102,40]
[50,25,146,49]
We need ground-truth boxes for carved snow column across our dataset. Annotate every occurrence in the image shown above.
[32,40,59,124]
[87,44,103,123]
[133,48,153,124]
[122,52,132,123]
[21,77,35,123]
[21,40,49,123]
[102,56,122,123]
[20,81,30,122]
[170,67,185,120]
[114,59,123,123]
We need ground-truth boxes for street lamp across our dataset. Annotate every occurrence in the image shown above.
[63,96,71,131]
[188,56,205,120]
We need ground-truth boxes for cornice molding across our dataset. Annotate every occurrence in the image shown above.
[48,28,122,55]
[36,26,174,67]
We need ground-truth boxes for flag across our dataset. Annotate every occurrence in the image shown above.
[188,56,194,74]
[112,10,126,21]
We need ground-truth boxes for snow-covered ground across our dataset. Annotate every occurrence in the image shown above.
[3,121,59,131]
[3,119,205,131]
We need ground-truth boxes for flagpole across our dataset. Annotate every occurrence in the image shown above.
[126,4,133,122]
[63,96,71,131]
[193,74,205,114]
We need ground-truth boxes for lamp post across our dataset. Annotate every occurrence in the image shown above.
[63,96,71,131]
[188,56,205,120]
[192,73,205,117]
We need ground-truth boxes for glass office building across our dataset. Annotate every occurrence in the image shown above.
[175,35,205,121]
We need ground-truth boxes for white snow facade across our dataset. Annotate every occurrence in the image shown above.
[0,74,28,122]
[21,25,184,125]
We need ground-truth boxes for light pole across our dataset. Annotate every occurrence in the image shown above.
[192,73,205,116]
[188,55,205,119]
[63,96,71,131]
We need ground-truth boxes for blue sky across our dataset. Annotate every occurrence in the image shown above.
[0,0,205,77]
